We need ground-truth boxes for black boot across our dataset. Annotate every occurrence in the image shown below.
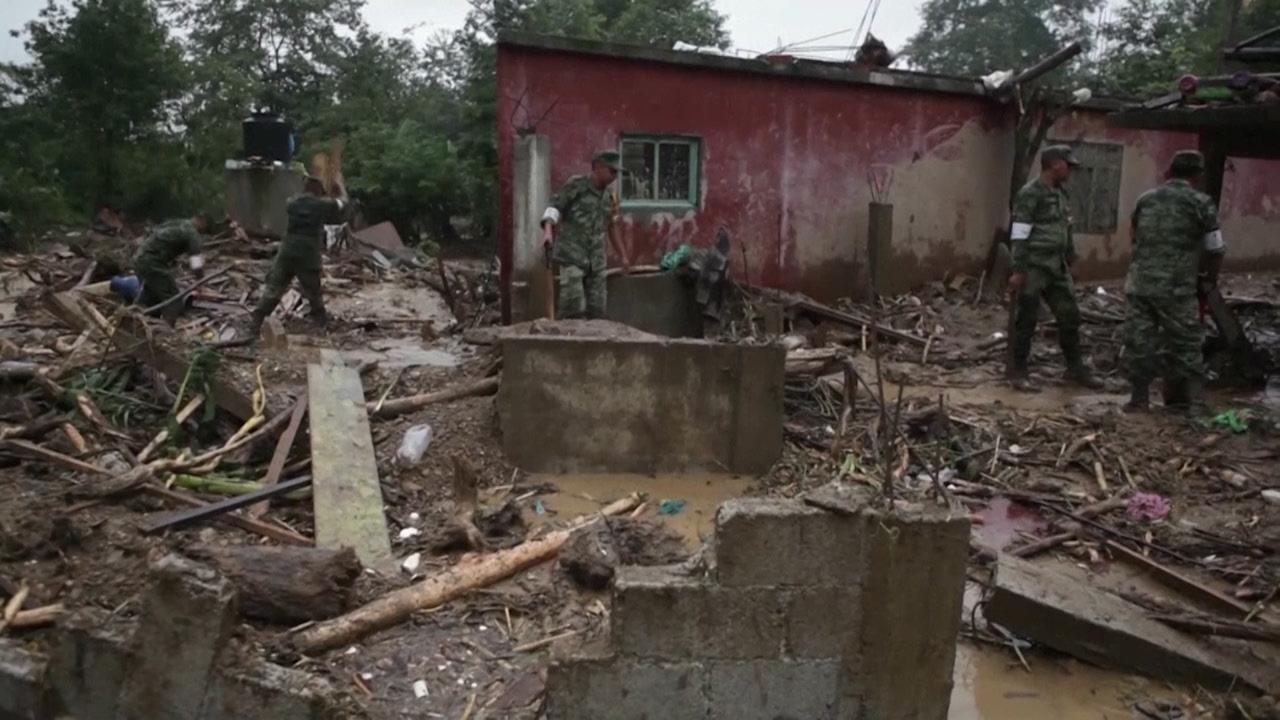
[1124,382,1150,413]
[244,312,265,341]
[1007,360,1036,391]
[1065,361,1104,390]
[1164,377,1189,410]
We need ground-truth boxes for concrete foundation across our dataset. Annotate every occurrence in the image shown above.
[225,163,304,239]
[0,556,344,720]
[545,492,970,719]
[605,272,704,338]
[498,335,785,474]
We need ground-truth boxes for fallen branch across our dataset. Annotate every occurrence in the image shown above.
[137,394,205,463]
[293,493,643,654]
[0,583,30,633]
[1149,613,1280,643]
[369,376,499,419]
[140,267,231,315]
[169,473,311,500]
[5,603,64,631]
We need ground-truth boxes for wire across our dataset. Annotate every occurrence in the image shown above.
[847,0,877,61]
[864,0,884,45]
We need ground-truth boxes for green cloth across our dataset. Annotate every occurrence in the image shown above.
[1126,179,1221,299]
[548,175,610,273]
[1011,178,1075,274]
[660,244,693,271]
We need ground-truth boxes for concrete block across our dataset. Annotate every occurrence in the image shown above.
[606,273,703,338]
[707,660,839,720]
[842,504,969,720]
[0,641,49,720]
[46,611,135,720]
[225,164,304,239]
[784,586,861,659]
[714,498,867,587]
[544,657,707,720]
[118,555,239,720]
[203,662,338,720]
[498,336,784,474]
[986,554,1280,694]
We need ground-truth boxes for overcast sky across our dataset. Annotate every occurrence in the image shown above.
[2,0,926,65]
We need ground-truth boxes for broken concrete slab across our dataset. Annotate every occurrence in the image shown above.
[986,553,1280,694]
[498,336,784,474]
[118,555,239,720]
[46,610,135,720]
[307,349,393,572]
[0,641,49,720]
[605,272,703,338]
[544,657,707,720]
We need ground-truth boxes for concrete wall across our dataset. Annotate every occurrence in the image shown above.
[545,494,971,719]
[225,164,304,239]
[497,335,784,474]
[1218,156,1280,275]
[605,272,704,338]
[511,135,553,322]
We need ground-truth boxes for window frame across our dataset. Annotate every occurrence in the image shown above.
[1048,138,1125,235]
[617,134,702,210]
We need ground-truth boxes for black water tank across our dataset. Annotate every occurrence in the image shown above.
[242,111,293,162]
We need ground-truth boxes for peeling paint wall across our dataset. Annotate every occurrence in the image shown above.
[1219,157,1280,274]
[497,43,1278,309]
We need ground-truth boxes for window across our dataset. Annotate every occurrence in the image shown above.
[619,136,700,207]
[1050,140,1124,234]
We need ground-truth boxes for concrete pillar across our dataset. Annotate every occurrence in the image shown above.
[513,135,552,321]
[224,162,305,239]
[866,202,894,299]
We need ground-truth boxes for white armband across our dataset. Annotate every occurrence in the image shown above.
[541,207,561,225]
[1203,229,1224,252]
[1010,223,1033,241]
[189,254,205,270]
[335,199,346,211]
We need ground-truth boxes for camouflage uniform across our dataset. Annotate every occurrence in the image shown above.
[134,220,202,320]
[547,176,612,319]
[1010,177,1085,371]
[252,194,345,326]
[1124,178,1223,388]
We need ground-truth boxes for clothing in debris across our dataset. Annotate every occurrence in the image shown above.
[545,174,611,319]
[134,219,203,320]
[1009,178,1085,372]
[1124,178,1225,386]
[252,194,345,327]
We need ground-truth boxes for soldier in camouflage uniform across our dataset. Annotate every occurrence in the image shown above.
[1124,150,1225,412]
[248,176,347,336]
[133,215,209,323]
[1007,145,1103,391]
[540,150,621,319]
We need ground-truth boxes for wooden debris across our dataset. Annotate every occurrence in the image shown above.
[137,394,205,463]
[1149,613,1280,643]
[293,493,643,654]
[369,376,500,420]
[248,395,308,519]
[187,545,361,624]
[5,603,64,630]
[308,350,392,571]
[140,484,311,546]
[789,298,929,347]
[0,583,30,633]
[141,476,312,534]
[1105,540,1253,617]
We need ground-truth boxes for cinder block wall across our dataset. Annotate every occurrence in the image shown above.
[546,496,970,720]
[497,336,784,474]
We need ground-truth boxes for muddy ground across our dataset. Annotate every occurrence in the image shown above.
[1,229,1278,719]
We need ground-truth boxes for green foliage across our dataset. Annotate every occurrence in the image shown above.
[65,365,159,427]
[1095,0,1223,97]
[905,0,1102,79]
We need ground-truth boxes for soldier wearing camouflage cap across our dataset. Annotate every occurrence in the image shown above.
[540,150,622,319]
[1007,144,1103,391]
[1123,149,1225,412]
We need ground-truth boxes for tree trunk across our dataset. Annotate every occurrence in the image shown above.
[187,545,361,624]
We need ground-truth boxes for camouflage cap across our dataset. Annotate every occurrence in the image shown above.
[1042,144,1082,167]
[1170,150,1206,174]
[593,150,623,171]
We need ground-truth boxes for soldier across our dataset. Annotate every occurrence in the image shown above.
[1007,145,1103,391]
[1124,150,1225,412]
[133,214,209,322]
[540,150,622,319]
[248,175,346,336]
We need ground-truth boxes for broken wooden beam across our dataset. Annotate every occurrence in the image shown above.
[248,395,308,519]
[368,376,500,420]
[1105,540,1253,617]
[141,476,312,534]
[985,554,1279,693]
[789,299,929,347]
[293,493,643,654]
[140,484,311,546]
[1149,613,1280,644]
[308,349,393,571]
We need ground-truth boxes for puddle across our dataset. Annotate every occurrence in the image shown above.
[974,497,1048,552]
[950,641,1184,719]
[525,473,757,547]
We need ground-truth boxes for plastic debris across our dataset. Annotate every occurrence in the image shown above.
[659,499,687,516]
[396,424,434,465]
[399,527,421,540]
[1126,492,1172,522]
[1262,489,1280,506]
[534,499,546,515]
[401,552,422,574]
[1201,410,1249,433]
[413,680,429,699]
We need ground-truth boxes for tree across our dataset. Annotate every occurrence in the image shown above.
[3,0,185,212]
[905,0,1101,79]
[1095,0,1223,97]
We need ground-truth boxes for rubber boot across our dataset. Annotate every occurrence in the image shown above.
[1007,361,1037,391]
[1124,382,1150,413]
[307,310,329,335]
[1065,362,1104,390]
[1184,378,1209,416]
[244,311,265,341]
[1164,377,1190,410]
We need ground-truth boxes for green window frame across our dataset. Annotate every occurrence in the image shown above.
[618,135,701,209]
[1049,139,1124,235]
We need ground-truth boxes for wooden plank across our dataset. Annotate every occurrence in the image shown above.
[141,484,311,546]
[141,476,312,533]
[308,350,393,571]
[248,396,309,519]
[1106,540,1253,617]
[790,299,928,347]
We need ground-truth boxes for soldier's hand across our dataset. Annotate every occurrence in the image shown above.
[541,226,554,251]
[1008,271,1026,296]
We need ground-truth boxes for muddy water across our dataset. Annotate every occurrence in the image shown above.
[527,473,756,547]
[951,642,1183,719]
